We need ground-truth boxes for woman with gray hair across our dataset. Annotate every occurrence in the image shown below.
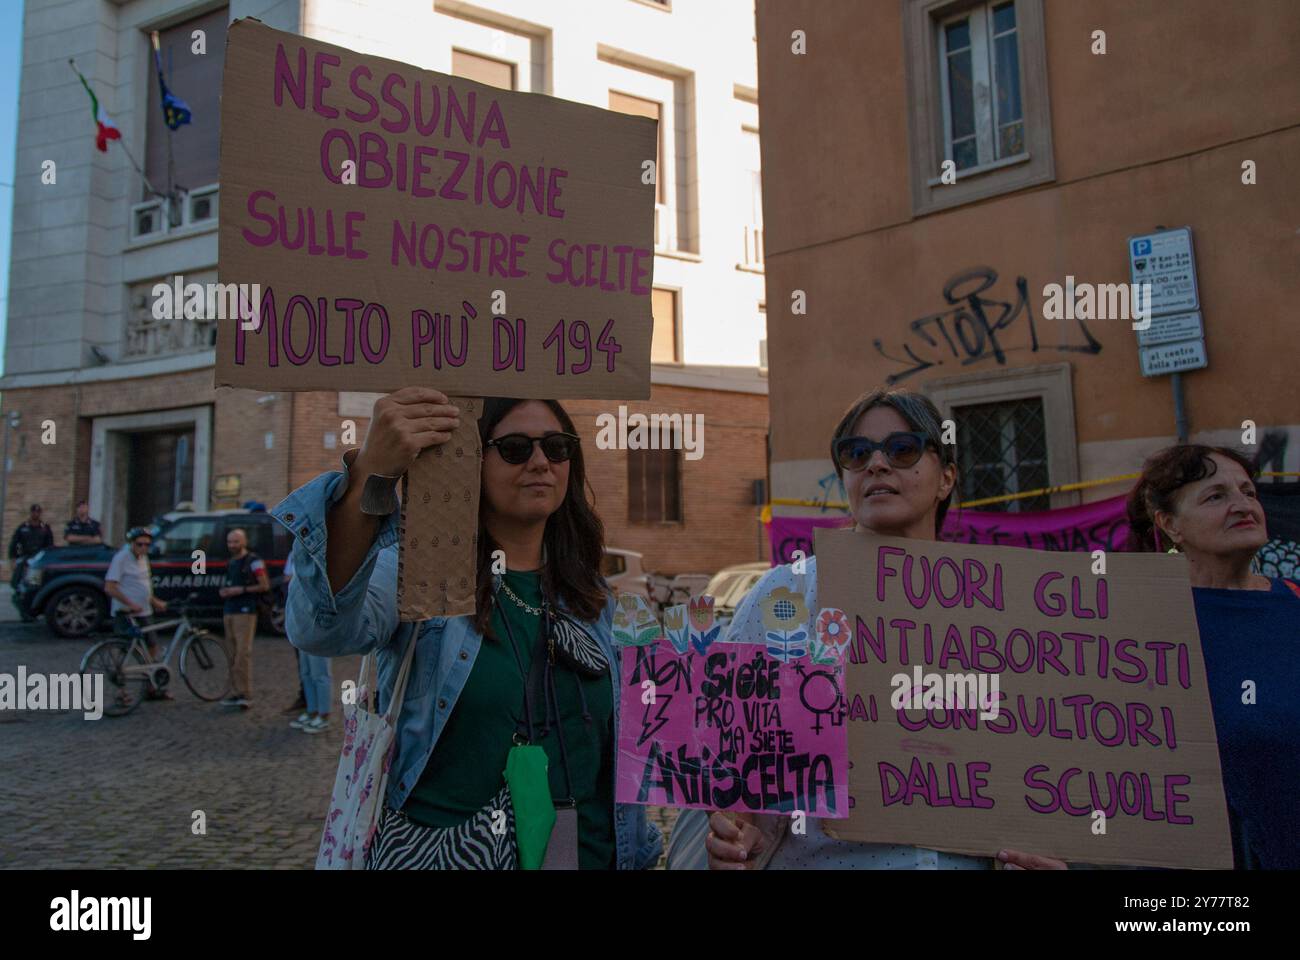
[678,386,1067,871]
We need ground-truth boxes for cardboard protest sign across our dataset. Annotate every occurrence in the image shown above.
[396,397,481,618]
[814,528,1232,868]
[614,595,850,818]
[217,20,656,619]
[217,19,655,396]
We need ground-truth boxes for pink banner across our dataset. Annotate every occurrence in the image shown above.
[769,494,1130,566]
[615,635,850,817]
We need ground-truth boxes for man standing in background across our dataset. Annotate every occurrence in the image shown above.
[63,500,103,545]
[218,527,270,710]
[9,504,53,620]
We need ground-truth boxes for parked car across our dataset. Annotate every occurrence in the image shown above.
[14,509,292,639]
[703,561,772,627]
[601,547,652,601]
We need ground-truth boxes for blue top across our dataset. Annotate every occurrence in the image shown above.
[272,467,662,870]
[1192,577,1300,869]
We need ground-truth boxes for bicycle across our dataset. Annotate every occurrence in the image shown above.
[79,595,233,717]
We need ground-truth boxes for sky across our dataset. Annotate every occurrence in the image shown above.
[0,0,25,378]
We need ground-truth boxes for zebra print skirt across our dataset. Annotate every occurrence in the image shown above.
[364,785,517,870]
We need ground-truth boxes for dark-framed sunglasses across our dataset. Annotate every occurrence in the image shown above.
[132,539,152,548]
[833,431,934,471]
[485,432,581,465]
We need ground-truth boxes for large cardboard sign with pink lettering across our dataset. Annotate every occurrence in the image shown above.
[216,19,655,397]
[815,529,1232,868]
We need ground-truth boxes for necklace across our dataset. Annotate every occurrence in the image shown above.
[500,579,542,616]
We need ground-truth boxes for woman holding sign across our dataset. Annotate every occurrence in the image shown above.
[277,387,661,870]
[698,388,1066,871]
[1128,444,1300,869]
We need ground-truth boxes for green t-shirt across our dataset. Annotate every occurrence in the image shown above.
[402,569,616,869]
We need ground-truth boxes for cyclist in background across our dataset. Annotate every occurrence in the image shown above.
[105,526,170,699]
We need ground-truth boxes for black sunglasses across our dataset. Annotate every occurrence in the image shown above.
[833,431,934,471]
[485,432,580,465]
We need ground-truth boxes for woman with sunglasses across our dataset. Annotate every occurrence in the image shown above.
[275,386,661,870]
[1126,445,1300,869]
[696,387,1066,871]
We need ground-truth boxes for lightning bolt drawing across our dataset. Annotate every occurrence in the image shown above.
[637,693,673,747]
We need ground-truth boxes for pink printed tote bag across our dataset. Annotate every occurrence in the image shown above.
[316,622,418,870]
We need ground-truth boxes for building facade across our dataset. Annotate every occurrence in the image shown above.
[3,0,770,576]
[756,0,1300,524]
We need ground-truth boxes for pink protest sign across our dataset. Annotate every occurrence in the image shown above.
[768,494,1132,566]
[614,601,850,817]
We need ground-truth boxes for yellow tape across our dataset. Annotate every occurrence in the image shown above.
[767,471,1300,515]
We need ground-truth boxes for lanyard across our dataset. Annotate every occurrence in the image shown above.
[498,585,576,804]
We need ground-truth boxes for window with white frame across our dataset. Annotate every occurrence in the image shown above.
[939,1,1023,172]
[601,51,694,253]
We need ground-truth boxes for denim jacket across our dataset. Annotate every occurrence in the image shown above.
[272,468,662,870]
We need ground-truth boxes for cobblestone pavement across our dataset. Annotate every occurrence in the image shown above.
[0,621,678,869]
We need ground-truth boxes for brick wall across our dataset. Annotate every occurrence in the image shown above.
[0,374,769,581]
[282,385,771,578]
[0,370,295,572]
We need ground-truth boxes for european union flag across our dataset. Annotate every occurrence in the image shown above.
[152,36,192,131]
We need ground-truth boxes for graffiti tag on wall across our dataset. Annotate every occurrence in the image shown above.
[872,267,1103,384]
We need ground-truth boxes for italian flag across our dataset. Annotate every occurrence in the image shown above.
[72,64,121,152]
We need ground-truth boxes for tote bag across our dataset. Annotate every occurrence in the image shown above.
[316,621,419,870]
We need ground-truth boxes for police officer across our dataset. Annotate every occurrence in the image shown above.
[9,504,53,619]
[64,501,103,545]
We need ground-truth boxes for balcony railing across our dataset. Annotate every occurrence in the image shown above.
[130,183,219,242]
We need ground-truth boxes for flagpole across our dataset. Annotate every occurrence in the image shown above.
[67,58,164,201]
[151,32,186,226]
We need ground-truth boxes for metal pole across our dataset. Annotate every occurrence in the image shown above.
[1171,371,1189,442]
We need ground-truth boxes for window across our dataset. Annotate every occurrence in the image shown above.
[226,518,273,558]
[154,517,225,560]
[601,51,693,252]
[903,0,1052,215]
[651,287,679,363]
[628,448,682,523]
[954,398,1049,512]
[940,2,1022,171]
[452,49,516,91]
[609,91,665,203]
[144,7,227,203]
[601,553,627,577]
[925,362,1079,510]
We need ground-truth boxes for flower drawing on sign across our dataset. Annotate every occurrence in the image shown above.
[811,607,851,664]
[612,593,662,646]
[663,603,691,654]
[688,595,721,655]
[761,587,809,663]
